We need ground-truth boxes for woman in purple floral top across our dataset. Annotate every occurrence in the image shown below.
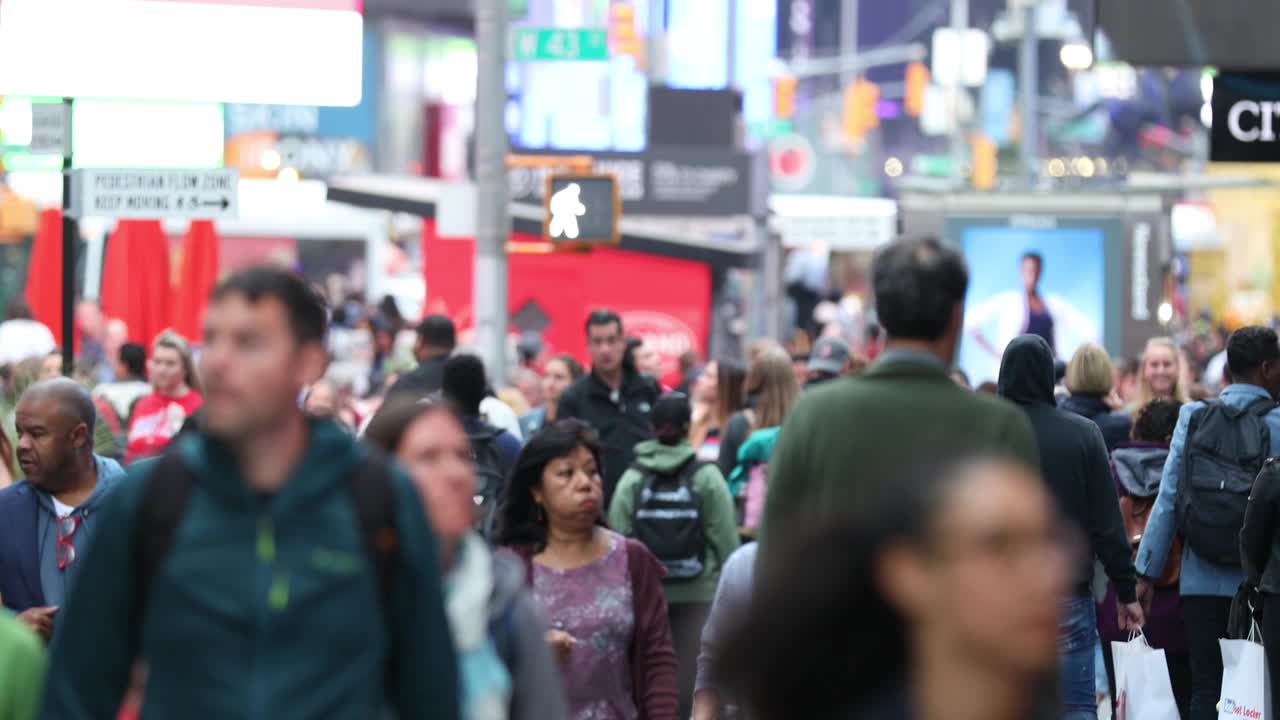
[497,419,679,720]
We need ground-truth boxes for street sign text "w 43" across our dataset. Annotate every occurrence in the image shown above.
[512,28,608,62]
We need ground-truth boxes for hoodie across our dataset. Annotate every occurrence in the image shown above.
[40,419,461,720]
[608,439,741,605]
[998,335,1137,603]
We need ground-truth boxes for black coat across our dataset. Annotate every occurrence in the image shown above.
[1241,459,1280,593]
[385,355,448,400]
[998,335,1138,603]
[555,370,660,503]
[1059,394,1133,452]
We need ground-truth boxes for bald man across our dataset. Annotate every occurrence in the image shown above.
[0,378,126,641]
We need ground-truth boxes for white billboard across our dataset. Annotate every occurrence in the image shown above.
[0,0,363,106]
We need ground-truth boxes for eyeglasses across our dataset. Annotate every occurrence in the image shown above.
[57,514,82,570]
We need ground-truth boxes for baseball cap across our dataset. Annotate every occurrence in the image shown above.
[651,392,692,436]
[807,336,851,376]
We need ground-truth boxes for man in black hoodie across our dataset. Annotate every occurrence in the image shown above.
[998,334,1144,719]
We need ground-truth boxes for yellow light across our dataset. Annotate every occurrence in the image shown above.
[277,166,300,183]
[884,157,903,177]
[1074,156,1095,177]
[1096,157,1109,175]
[1158,302,1174,325]
[1047,158,1066,177]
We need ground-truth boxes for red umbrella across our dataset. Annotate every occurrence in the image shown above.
[101,220,172,347]
[173,220,220,342]
[24,209,67,345]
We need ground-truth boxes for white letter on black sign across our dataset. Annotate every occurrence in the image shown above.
[1230,100,1261,142]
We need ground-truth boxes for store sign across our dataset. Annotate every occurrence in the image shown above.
[619,310,699,382]
[1211,72,1280,162]
[71,169,239,220]
[511,148,750,216]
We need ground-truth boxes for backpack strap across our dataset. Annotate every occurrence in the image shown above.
[131,447,197,655]
[1247,396,1279,417]
[345,450,399,627]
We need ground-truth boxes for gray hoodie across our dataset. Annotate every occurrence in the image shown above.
[36,454,126,607]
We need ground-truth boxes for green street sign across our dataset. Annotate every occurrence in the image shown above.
[512,28,609,62]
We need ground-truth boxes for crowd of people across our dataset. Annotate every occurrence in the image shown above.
[0,235,1277,720]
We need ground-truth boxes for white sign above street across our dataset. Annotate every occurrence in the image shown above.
[72,169,239,220]
[28,103,69,155]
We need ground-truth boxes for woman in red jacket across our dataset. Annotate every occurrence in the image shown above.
[496,418,678,720]
[124,330,203,463]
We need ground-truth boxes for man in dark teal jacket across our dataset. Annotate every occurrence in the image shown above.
[41,268,460,720]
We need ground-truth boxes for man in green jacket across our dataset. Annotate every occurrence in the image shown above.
[41,268,460,720]
[609,392,739,719]
[0,609,44,720]
[764,236,1040,546]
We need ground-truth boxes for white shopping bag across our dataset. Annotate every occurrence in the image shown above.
[1112,632,1180,720]
[1219,623,1270,720]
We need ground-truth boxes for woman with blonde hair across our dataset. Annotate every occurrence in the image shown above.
[717,348,800,477]
[125,330,204,463]
[1128,337,1191,413]
[1059,343,1133,451]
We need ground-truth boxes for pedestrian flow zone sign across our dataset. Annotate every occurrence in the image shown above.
[71,169,239,220]
[543,173,619,246]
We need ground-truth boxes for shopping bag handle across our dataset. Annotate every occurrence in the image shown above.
[1127,628,1151,647]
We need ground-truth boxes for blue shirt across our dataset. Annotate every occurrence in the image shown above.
[36,455,126,607]
[1135,384,1280,597]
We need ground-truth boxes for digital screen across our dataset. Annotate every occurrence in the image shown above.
[959,226,1105,386]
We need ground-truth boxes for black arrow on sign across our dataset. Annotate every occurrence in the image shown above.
[200,197,230,210]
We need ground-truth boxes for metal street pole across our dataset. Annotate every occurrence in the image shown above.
[474,0,510,384]
[950,0,968,183]
[1019,1,1039,185]
[840,0,859,85]
[60,97,76,377]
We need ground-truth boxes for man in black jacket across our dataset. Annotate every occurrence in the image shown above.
[385,314,456,399]
[557,309,660,503]
[998,334,1144,718]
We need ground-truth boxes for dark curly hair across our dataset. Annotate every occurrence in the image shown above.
[1132,399,1182,444]
[493,418,604,552]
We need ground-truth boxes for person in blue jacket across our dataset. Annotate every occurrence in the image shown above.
[0,378,126,641]
[1136,326,1280,720]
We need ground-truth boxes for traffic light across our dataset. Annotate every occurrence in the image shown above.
[842,78,879,141]
[971,134,997,190]
[774,74,797,119]
[609,2,642,61]
[904,62,928,117]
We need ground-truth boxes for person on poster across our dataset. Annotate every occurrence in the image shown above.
[966,251,1098,364]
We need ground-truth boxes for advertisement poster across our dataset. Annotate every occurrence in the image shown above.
[959,226,1105,385]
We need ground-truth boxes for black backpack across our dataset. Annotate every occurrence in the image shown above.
[130,445,400,661]
[468,423,508,540]
[1177,397,1277,567]
[631,457,707,581]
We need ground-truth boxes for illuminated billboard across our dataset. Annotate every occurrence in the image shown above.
[0,0,363,106]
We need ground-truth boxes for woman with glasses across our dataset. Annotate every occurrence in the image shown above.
[495,419,678,720]
[363,397,567,720]
[718,455,1074,720]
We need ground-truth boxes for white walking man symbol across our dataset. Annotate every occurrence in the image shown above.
[548,182,587,240]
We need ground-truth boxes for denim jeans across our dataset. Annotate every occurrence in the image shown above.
[1060,596,1099,720]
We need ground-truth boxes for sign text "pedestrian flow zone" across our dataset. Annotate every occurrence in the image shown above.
[74,169,239,220]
